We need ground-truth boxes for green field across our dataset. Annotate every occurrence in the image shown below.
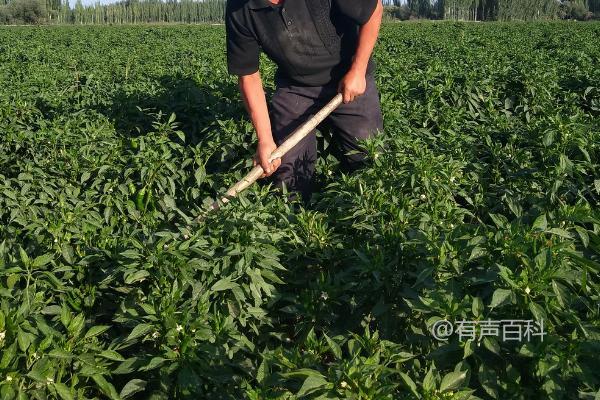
[0,22,599,399]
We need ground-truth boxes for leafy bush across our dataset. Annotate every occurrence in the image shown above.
[560,0,592,20]
[0,6,12,24]
[0,0,46,24]
[384,5,414,21]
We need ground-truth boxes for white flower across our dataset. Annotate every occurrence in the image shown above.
[525,287,531,294]
[108,188,113,193]
[163,244,169,250]
[0,331,5,341]
[46,377,54,384]
[320,292,329,301]
[176,324,183,333]
[53,238,58,243]
[450,176,456,183]
[152,331,160,339]
[420,194,427,201]
[183,234,189,240]
[6,375,12,382]
[340,381,348,389]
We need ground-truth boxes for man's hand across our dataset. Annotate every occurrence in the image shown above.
[338,67,367,104]
[254,139,281,178]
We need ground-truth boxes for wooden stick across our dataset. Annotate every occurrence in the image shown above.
[206,93,343,213]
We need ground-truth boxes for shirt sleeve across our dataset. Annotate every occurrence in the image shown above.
[225,4,260,76]
[333,0,379,25]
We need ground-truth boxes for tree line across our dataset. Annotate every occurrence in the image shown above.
[384,0,599,20]
[0,0,226,24]
[0,0,598,25]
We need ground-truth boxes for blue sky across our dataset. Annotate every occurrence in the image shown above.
[68,0,118,7]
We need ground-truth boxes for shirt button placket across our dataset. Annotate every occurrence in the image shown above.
[282,8,294,37]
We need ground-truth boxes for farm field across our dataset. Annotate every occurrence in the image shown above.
[0,22,599,399]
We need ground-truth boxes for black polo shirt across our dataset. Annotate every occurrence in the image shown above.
[226,0,378,87]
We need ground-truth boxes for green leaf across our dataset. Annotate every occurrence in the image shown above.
[60,303,72,330]
[99,350,126,361]
[256,359,267,385]
[124,269,150,284]
[17,329,31,352]
[565,250,600,272]
[119,250,141,259]
[472,296,483,317]
[463,339,476,359]
[80,171,91,184]
[489,288,514,308]
[532,214,547,231]
[260,269,285,284]
[53,383,74,400]
[440,370,468,392]
[92,374,121,400]
[323,333,342,360]
[488,213,507,229]
[26,364,46,382]
[194,166,206,186]
[528,302,547,322]
[296,375,329,397]
[551,281,569,308]
[575,226,590,248]
[119,379,146,399]
[483,337,500,355]
[542,130,554,147]
[423,366,437,392]
[210,278,239,292]
[32,253,53,268]
[548,228,572,239]
[68,313,85,338]
[399,372,418,396]
[126,323,153,342]
[164,195,176,210]
[84,325,111,339]
[48,349,73,360]
[61,243,75,265]
[140,357,166,371]
[478,364,498,398]
[19,247,29,266]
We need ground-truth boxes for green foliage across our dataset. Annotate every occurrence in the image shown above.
[0,22,599,399]
[560,0,593,19]
[0,0,46,24]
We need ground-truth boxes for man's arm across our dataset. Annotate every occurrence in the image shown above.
[238,72,281,178]
[338,0,383,104]
[226,3,280,179]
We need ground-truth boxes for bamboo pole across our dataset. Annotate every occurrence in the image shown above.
[204,93,344,214]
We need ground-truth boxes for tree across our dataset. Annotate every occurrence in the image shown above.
[1,0,47,23]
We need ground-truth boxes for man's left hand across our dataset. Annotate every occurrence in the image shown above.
[338,68,367,104]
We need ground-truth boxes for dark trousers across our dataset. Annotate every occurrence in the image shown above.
[266,73,384,201]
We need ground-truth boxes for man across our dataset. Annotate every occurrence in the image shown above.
[226,0,384,202]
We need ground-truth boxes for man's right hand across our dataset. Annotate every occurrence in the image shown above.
[254,139,281,179]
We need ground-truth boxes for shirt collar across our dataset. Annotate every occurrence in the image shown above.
[248,0,277,9]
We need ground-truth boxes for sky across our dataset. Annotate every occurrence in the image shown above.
[68,0,118,7]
